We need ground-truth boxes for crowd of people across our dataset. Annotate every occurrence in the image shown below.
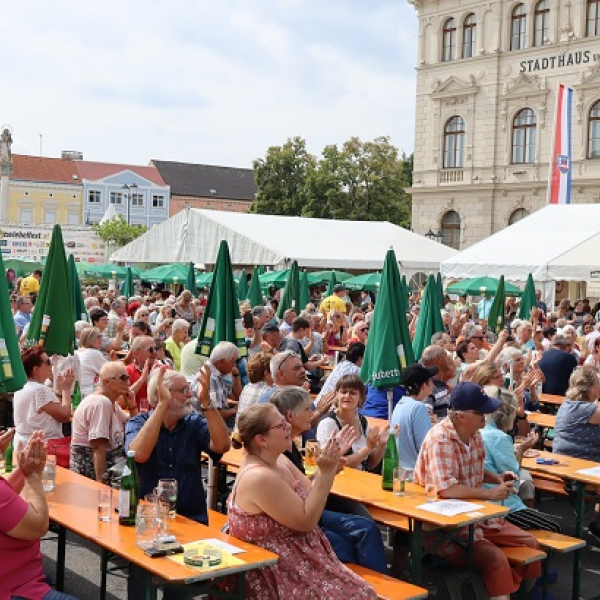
[3,269,600,599]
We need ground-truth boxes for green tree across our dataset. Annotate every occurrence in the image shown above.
[250,137,316,216]
[92,215,147,248]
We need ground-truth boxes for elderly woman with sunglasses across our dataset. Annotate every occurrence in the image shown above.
[71,361,139,482]
[75,327,108,398]
[13,346,75,455]
[481,385,560,533]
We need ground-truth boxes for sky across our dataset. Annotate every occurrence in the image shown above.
[3,1,418,169]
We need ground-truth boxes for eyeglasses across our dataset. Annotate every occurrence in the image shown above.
[357,327,369,333]
[144,346,156,353]
[171,385,191,395]
[269,419,289,431]
[278,352,299,371]
[108,374,130,382]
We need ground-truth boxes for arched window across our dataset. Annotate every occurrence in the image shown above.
[587,0,600,36]
[443,116,465,168]
[441,211,461,250]
[588,100,600,158]
[509,208,529,225]
[534,0,549,47]
[463,13,476,58]
[512,108,537,164]
[409,272,427,292]
[442,18,457,62]
[511,4,527,50]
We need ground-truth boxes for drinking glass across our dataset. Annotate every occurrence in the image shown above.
[146,492,169,537]
[42,456,56,492]
[136,504,160,549]
[393,467,407,497]
[304,440,319,476]
[98,488,112,522]
[157,479,178,519]
[425,483,437,503]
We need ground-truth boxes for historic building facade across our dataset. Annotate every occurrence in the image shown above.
[409,0,600,249]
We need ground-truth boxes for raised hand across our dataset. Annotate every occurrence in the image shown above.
[18,431,46,477]
[316,437,341,474]
[0,427,14,453]
[57,368,75,392]
[334,424,358,455]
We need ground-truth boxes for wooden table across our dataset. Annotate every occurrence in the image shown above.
[523,450,600,600]
[525,412,556,429]
[218,446,508,585]
[47,467,278,599]
[538,393,564,407]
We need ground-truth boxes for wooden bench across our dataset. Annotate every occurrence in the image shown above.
[499,546,547,565]
[532,473,569,500]
[367,506,410,531]
[346,564,429,600]
[529,529,586,553]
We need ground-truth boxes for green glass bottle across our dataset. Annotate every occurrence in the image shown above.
[71,380,82,411]
[118,450,139,526]
[3,440,13,473]
[381,428,398,491]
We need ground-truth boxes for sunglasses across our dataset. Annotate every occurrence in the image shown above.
[108,374,130,383]
[144,346,156,353]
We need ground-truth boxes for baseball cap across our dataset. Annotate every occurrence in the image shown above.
[450,382,501,414]
[333,284,347,293]
[400,364,438,389]
[261,323,280,335]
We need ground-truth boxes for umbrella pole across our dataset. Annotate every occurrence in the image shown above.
[387,388,393,420]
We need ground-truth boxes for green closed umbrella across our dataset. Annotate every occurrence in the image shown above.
[299,270,311,311]
[344,272,381,292]
[518,274,537,320]
[186,262,197,296]
[360,249,415,417]
[195,240,247,358]
[277,261,300,319]
[26,225,75,356]
[238,271,249,302]
[68,255,88,323]
[325,271,337,297]
[446,276,522,297]
[141,263,188,284]
[0,253,27,393]
[412,273,444,361]
[307,270,352,286]
[487,275,506,334]
[248,267,263,308]
[122,267,135,299]
[436,272,445,307]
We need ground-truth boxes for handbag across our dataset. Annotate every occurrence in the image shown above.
[47,436,71,469]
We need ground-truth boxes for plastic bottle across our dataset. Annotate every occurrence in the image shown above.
[71,380,82,411]
[3,440,13,473]
[118,450,139,526]
[381,428,399,491]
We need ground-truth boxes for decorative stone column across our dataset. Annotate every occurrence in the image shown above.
[0,128,13,223]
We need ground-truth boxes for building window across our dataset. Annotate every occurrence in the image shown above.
[19,207,33,223]
[88,190,101,204]
[588,100,600,158]
[131,193,144,207]
[67,210,79,225]
[587,0,600,36]
[110,191,122,205]
[463,13,476,58]
[441,211,461,250]
[44,209,56,225]
[512,108,537,164]
[442,18,457,62]
[511,4,527,50]
[509,208,529,225]
[534,0,549,47]
[443,116,466,168]
[152,195,165,208]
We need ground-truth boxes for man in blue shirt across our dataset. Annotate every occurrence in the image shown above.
[126,365,230,598]
[13,296,33,336]
[391,363,437,470]
[477,293,494,320]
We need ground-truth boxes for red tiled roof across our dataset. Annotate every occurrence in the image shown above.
[75,161,166,186]
[11,154,80,184]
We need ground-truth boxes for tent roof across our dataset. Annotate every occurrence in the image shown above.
[111,208,456,272]
[441,204,600,282]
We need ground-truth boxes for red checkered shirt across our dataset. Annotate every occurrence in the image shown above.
[414,417,503,554]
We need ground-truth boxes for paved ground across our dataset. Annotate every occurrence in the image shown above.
[42,489,599,599]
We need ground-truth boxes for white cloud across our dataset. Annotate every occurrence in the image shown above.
[2,0,418,167]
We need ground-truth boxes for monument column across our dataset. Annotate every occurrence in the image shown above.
[0,128,13,222]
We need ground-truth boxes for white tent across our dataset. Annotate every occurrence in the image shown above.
[110,208,456,275]
[441,204,600,283]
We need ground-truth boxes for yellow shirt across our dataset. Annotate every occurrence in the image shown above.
[165,337,184,371]
[20,275,40,296]
[319,295,347,319]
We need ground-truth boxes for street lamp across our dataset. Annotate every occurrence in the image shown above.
[121,183,138,225]
[425,228,444,244]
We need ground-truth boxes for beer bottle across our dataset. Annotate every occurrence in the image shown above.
[381,428,398,491]
[71,380,82,411]
[3,440,13,473]
[118,450,139,526]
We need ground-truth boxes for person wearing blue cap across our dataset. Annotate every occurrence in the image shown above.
[414,382,543,600]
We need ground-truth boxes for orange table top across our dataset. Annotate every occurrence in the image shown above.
[538,394,564,406]
[48,467,278,584]
[522,450,600,486]
[218,447,508,529]
[525,412,556,428]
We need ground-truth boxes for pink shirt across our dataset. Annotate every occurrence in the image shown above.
[71,393,129,450]
[0,477,49,599]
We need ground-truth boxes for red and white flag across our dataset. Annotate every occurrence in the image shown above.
[548,84,573,205]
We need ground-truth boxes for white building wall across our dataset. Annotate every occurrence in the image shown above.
[409,0,600,249]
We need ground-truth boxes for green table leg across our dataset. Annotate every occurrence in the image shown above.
[409,519,423,585]
[100,549,108,600]
[466,524,474,575]
[143,575,158,600]
[235,572,246,599]
[56,525,66,591]
[573,480,585,600]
